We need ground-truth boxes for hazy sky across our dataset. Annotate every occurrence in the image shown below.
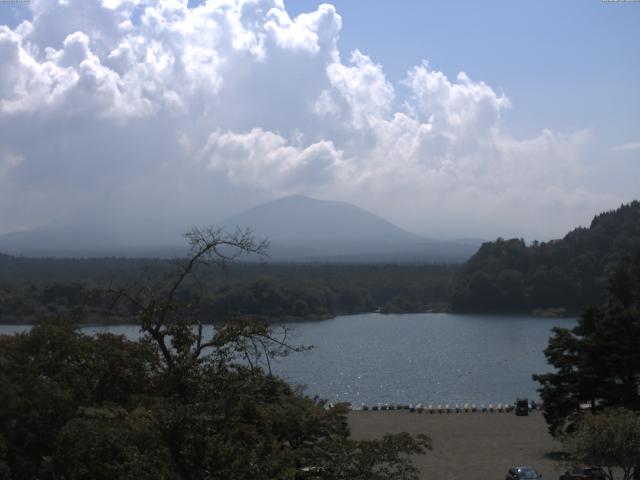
[0,0,638,241]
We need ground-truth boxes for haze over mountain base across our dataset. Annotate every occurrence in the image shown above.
[0,195,480,262]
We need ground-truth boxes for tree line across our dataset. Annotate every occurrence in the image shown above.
[452,201,640,313]
[0,258,456,324]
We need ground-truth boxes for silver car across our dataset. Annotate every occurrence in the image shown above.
[505,466,543,480]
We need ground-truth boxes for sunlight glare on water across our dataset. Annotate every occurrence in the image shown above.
[0,313,575,405]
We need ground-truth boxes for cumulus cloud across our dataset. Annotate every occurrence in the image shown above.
[202,128,344,190]
[0,0,621,240]
[324,50,394,129]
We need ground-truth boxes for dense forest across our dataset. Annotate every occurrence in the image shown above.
[451,201,640,314]
[0,256,456,324]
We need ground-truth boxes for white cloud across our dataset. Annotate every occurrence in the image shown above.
[0,25,76,114]
[265,2,340,54]
[324,50,394,129]
[0,0,622,239]
[405,63,510,134]
[201,128,343,190]
[613,141,640,152]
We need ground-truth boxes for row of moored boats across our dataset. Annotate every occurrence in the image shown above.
[359,403,520,413]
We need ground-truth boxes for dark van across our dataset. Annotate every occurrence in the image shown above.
[515,398,529,416]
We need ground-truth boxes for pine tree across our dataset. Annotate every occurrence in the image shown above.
[534,253,640,436]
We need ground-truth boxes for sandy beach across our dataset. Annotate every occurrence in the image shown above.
[349,409,565,480]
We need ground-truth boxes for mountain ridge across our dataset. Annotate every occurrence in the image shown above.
[222,195,424,244]
[0,195,479,262]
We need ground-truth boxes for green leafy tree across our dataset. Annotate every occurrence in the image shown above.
[54,407,177,480]
[0,323,158,479]
[533,253,640,436]
[563,408,640,480]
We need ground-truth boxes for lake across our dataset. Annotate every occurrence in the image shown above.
[0,313,575,406]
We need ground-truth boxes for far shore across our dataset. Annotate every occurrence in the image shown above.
[0,307,578,327]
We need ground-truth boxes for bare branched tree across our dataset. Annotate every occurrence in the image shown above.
[110,226,303,373]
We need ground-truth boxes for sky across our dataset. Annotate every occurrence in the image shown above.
[0,0,638,242]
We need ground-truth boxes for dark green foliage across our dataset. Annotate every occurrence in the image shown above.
[563,408,640,480]
[319,432,431,480]
[379,277,450,313]
[0,434,9,480]
[0,260,457,324]
[533,253,640,436]
[200,278,370,320]
[452,201,640,313]
[0,282,121,325]
[0,322,430,479]
[0,228,430,479]
[54,407,176,480]
[0,322,158,480]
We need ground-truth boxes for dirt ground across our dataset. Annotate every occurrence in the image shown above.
[349,409,566,480]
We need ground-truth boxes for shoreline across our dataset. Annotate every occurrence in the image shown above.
[0,308,577,327]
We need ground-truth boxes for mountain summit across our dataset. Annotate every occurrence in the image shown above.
[222,195,422,244]
[221,195,477,261]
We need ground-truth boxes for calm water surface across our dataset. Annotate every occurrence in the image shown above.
[0,313,575,406]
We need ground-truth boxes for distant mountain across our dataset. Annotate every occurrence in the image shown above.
[451,200,640,313]
[223,195,422,243]
[0,221,186,257]
[222,195,477,262]
[0,195,480,262]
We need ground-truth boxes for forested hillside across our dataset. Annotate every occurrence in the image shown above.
[0,257,455,324]
[451,201,640,313]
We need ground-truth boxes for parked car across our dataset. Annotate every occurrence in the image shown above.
[515,398,529,416]
[559,465,606,480]
[505,466,543,479]
[295,466,323,479]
